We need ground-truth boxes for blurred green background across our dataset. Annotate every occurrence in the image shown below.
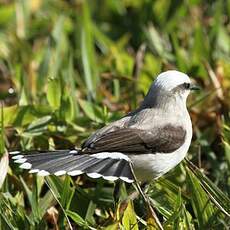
[0,0,229,229]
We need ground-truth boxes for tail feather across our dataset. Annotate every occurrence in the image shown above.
[98,160,121,176]
[31,155,73,168]
[10,150,134,183]
[13,150,71,160]
[115,160,127,177]
[119,162,133,182]
[47,155,90,173]
[48,156,96,174]
[85,158,116,174]
[96,159,133,183]
[35,155,83,173]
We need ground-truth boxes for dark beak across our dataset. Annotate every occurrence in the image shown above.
[190,84,200,91]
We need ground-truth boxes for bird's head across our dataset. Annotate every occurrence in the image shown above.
[142,70,199,108]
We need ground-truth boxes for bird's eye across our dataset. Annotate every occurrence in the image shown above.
[184,83,190,90]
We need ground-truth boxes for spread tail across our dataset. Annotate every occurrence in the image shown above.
[10,150,134,183]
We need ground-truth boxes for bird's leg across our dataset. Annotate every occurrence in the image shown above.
[113,180,121,206]
[114,180,133,204]
[129,163,164,230]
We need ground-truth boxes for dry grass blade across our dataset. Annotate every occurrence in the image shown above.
[0,152,8,189]
[204,62,224,101]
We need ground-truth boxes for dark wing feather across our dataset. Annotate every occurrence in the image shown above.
[82,125,186,154]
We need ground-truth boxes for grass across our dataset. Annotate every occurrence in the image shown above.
[0,0,230,229]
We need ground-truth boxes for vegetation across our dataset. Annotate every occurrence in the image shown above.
[0,0,230,229]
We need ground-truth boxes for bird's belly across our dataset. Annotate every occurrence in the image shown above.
[129,147,188,182]
[129,123,192,182]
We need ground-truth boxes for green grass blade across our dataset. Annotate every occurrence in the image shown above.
[186,160,230,217]
[186,166,218,228]
[47,78,61,111]
[80,0,99,100]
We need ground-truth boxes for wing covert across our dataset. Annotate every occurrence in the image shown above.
[82,125,186,154]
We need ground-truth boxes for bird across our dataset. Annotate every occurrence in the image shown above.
[10,70,198,184]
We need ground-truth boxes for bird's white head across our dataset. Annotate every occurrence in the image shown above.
[153,70,191,92]
[142,70,197,108]
[151,70,193,99]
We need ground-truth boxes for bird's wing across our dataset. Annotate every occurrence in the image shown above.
[82,125,186,154]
